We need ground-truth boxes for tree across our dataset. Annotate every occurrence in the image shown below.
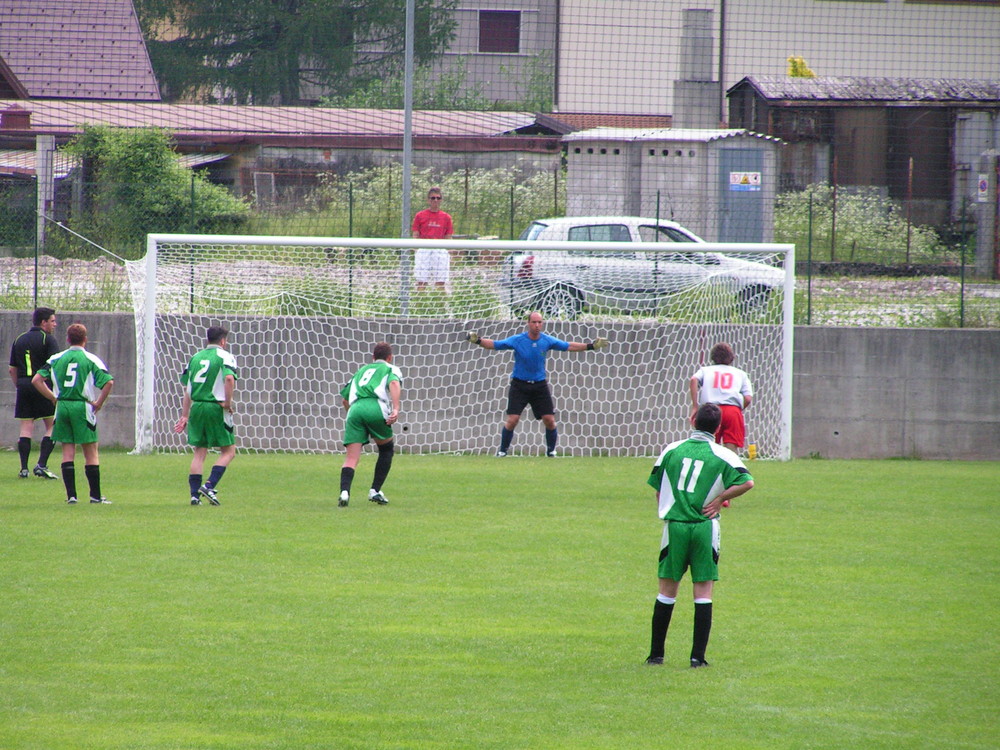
[61,126,248,258]
[787,56,817,78]
[135,0,457,105]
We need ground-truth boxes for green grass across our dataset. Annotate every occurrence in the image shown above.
[2,454,996,749]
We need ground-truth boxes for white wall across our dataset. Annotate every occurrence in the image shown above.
[557,0,1000,115]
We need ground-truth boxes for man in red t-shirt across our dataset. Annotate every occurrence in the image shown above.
[411,186,454,292]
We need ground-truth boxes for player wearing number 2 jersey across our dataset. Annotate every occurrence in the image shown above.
[644,403,754,668]
[174,326,238,506]
[337,342,402,507]
[32,323,114,504]
[689,342,752,453]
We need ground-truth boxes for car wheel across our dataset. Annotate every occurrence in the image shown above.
[537,285,583,319]
[737,284,771,317]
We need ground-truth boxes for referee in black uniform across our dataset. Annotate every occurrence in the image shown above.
[8,307,59,479]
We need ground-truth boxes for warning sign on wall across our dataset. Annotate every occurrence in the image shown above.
[729,172,762,191]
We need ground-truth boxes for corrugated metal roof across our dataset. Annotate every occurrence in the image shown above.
[0,99,541,138]
[563,127,783,144]
[550,113,673,131]
[0,0,160,101]
[0,149,230,178]
[734,76,1000,103]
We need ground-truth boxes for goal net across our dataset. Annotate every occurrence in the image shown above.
[126,234,793,458]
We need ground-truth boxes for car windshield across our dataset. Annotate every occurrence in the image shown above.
[519,222,548,241]
[637,225,699,243]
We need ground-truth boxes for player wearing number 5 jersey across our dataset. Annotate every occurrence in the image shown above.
[32,323,114,504]
[644,403,754,668]
[338,342,402,507]
[689,342,752,453]
[174,326,238,506]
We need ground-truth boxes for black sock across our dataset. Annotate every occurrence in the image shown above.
[38,436,55,468]
[499,427,514,453]
[692,602,713,663]
[649,598,675,660]
[340,466,355,493]
[545,428,558,453]
[189,474,202,498]
[61,461,76,500]
[372,440,394,492]
[207,464,226,489]
[85,464,101,499]
[18,437,31,470]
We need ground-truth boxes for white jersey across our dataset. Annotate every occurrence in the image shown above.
[692,364,752,409]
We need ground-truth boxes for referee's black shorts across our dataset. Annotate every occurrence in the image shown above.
[506,378,555,419]
[14,379,55,420]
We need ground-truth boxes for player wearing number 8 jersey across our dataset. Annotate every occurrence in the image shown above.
[689,342,752,453]
[173,326,238,506]
[644,403,754,668]
[337,342,402,507]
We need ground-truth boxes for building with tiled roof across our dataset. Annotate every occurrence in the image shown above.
[0,0,159,101]
[728,75,1000,226]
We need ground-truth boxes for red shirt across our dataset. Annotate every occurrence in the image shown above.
[412,209,453,240]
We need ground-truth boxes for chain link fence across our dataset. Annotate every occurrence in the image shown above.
[0,169,997,327]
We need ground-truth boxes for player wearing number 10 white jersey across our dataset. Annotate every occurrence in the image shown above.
[689,342,752,453]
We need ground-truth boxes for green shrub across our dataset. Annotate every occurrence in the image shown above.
[59,126,249,259]
[776,183,950,264]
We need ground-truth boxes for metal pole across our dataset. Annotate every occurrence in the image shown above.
[960,196,966,328]
[718,0,727,125]
[509,185,515,239]
[399,0,415,315]
[906,156,913,264]
[807,192,813,325]
[33,178,38,308]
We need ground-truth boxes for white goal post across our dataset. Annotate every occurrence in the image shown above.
[127,233,794,459]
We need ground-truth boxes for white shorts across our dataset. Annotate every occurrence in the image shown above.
[414,248,450,283]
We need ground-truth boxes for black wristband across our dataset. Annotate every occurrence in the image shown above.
[586,342,594,351]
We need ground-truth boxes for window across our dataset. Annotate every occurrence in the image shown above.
[479,11,520,53]
[638,226,700,243]
[568,224,632,244]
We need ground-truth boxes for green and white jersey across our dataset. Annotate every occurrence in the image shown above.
[37,346,114,402]
[647,431,753,522]
[340,359,402,419]
[180,345,238,402]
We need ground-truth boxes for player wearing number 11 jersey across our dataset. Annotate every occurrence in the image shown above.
[644,403,754,668]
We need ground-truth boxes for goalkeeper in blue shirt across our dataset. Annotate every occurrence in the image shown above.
[466,311,607,457]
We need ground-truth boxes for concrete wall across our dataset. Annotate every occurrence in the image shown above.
[558,0,1000,115]
[792,327,999,460]
[2,312,136,450]
[2,311,997,460]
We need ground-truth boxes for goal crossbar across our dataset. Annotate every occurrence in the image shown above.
[129,233,794,459]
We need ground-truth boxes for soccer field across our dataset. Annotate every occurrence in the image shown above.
[2,454,996,749]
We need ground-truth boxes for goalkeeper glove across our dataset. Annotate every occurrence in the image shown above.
[591,337,609,350]
[466,332,480,344]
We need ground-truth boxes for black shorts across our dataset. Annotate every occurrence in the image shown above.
[14,380,55,421]
[506,378,555,420]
